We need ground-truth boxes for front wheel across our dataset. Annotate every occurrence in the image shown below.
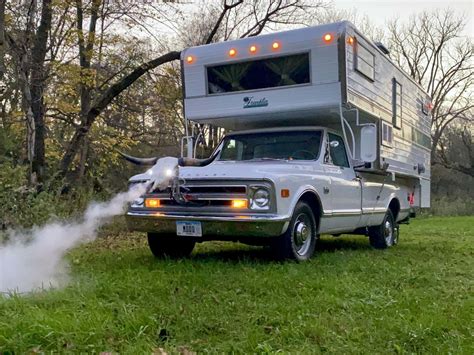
[147,233,195,258]
[368,210,398,249]
[271,201,318,261]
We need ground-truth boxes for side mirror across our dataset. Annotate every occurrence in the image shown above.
[360,125,377,163]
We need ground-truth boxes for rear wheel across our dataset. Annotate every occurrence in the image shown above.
[271,201,318,261]
[147,233,195,258]
[368,210,398,249]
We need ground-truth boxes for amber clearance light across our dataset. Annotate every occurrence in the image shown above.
[145,198,161,208]
[249,45,257,53]
[231,199,248,209]
[186,55,194,64]
[229,48,237,57]
[323,33,333,43]
[272,41,281,50]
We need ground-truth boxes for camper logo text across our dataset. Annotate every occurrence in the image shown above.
[243,97,268,109]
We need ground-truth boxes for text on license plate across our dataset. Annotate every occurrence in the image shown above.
[176,221,202,237]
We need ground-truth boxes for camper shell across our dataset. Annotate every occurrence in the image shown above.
[181,21,431,206]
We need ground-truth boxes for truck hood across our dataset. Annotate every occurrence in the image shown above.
[129,160,315,182]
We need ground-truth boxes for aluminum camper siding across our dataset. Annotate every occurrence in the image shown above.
[341,24,432,186]
[181,22,347,129]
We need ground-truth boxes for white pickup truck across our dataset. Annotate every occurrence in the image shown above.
[125,21,431,261]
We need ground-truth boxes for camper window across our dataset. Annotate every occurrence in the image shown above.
[328,133,350,168]
[354,40,375,81]
[382,121,393,147]
[392,79,402,128]
[207,53,310,94]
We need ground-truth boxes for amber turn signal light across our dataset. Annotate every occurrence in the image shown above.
[231,199,248,209]
[145,198,161,208]
[281,189,290,198]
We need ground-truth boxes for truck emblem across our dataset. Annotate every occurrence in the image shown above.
[243,96,268,109]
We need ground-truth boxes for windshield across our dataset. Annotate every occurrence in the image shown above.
[218,130,322,161]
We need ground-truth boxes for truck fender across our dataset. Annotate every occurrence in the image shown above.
[384,194,401,222]
[283,186,324,234]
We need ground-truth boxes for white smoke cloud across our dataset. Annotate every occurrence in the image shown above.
[0,184,147,295]
[0,157,180,295]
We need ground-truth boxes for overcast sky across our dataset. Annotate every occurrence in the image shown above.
[333,0,473,37]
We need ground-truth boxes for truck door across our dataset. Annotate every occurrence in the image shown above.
[323,133,362,232]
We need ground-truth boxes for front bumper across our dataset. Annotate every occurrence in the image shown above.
[126,211,290,238]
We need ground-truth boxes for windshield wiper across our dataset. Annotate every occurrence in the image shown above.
[247,157,286,161]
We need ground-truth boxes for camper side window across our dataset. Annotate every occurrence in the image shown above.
[382,122,393,147]
[354,39,375,81]
[392,79,402,128]
[328,133,350,168]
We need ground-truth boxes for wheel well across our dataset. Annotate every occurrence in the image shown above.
[388,198,401,221]
[298,191,322,229]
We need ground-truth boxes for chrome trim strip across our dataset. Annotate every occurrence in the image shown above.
[127,211,290,223]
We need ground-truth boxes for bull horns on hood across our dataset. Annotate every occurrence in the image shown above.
[118,151,159,166]
[120,151,220,167]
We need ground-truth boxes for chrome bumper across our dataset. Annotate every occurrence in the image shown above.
[126,211,290,237]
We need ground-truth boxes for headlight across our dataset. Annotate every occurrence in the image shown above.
[251,188,270,209]
[131,197,144,207]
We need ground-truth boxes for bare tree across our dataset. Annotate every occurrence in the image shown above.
[58,0,327,178]
[387,10,473,170]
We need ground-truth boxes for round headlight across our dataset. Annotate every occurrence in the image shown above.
[253,189,270,207]
[132,197,144,206]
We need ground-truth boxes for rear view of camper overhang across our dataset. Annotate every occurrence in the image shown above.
[181,21,432,207]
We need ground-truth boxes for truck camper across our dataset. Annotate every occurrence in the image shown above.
[125,21,432,261]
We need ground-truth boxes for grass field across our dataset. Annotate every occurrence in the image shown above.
[1,216,473,354]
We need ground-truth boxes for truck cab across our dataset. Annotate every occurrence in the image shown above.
[126,21,431,260]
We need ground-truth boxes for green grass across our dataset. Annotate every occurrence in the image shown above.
[1,217,473,354]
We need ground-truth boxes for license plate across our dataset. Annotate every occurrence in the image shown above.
[176,221,202,237]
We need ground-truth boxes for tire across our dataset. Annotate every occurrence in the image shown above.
[147,233,195,258]
[271,201,318,261]
[368,210,398,249]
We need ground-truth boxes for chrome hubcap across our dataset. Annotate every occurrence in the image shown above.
[293,214,312,256]
[384,220,393,246]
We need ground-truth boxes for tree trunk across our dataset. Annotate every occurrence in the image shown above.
[78,135,89,181]
[29,0,53,183]
[0,0,6,79]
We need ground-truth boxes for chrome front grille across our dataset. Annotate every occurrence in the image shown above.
[132,180,275,214]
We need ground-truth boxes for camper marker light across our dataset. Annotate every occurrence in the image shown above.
[145,198,161,208]
[347,36,354,45]
[323,33,333,43]
[229,48,237,57]
[231,199,248,209]
[272,41,280,50]
[281,189,290,198]
[186,55,194,64]
[249,45,257,53]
